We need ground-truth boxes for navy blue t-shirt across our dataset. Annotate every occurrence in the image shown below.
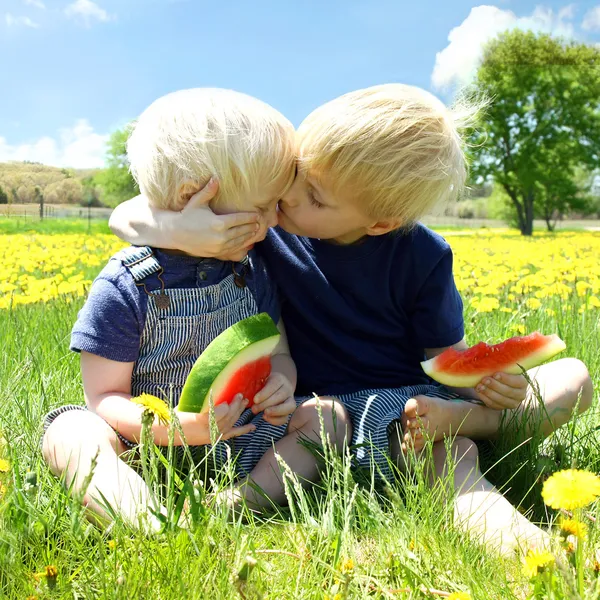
[258,225,464,396]
[70,248,279,362]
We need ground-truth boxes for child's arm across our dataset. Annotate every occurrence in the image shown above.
[108,181,261,257]
[252,320,298,426]
[424,341,528,410]
[81,352,256,446]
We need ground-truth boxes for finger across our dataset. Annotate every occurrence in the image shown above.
[263,414,291,426]
[477,389,520,410]
[254,390,289,414]
[221,424,256,440]
[216,210,260,233]
[492,372,528,389]
[223,397,249,429]
[473,390,506,410]
[215,394,245,424]
[212,404,231,420]
[264,397,296,418]
[185,178,219,208]
[221,233,260,255]
[480,377,526,401]
[223,222,261,243]
[253,378,284,407]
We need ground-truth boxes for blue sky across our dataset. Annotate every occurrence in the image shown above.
[1,0,599,168]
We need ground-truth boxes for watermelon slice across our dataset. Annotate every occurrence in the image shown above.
[421,332,566,388]
[177,313,280,413]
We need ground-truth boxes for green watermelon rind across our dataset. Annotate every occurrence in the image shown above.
[177,313,280,413]
[421,333,566,388]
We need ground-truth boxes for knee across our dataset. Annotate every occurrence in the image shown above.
[568,358,594,413]
[42,410,117,475]
[450,436,479,464]
[289,397,351,450]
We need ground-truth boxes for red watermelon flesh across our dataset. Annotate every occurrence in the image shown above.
[177,313,281,414]
[421,332,566,388]
[212,355,271,409]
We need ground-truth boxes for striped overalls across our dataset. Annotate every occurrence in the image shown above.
[44,246,291,478]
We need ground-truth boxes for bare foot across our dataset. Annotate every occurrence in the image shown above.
[455,489,551,557]
[401,395,501,453]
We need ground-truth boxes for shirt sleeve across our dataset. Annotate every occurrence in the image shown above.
[410,247,465,349]
[70,266,145,362]
[247,251,281,324]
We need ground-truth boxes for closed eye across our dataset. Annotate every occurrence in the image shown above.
[308,188,324,209]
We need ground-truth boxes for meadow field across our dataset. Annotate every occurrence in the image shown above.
[1,218,599,599]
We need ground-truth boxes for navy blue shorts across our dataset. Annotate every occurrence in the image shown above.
[307,384,459,482]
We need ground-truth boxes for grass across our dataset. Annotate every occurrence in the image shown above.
[0,217,112,235]
[0,221,599,599]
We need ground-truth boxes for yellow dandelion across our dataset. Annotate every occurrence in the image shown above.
[0,458,9,472]
[108,539,117,551]
[339,558,354,574]
[559,518,587,539]
[43,565,58,579]
[542,469,600,510]
[131,394,171,426]
[448,593,471,600]
[522,549,555,578]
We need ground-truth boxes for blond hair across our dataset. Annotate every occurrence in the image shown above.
[127,88,296,211]
[297,84,478,227]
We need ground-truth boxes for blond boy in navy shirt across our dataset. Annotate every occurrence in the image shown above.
[110,84,593,553]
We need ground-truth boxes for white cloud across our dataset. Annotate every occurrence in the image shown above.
[582,6,600,31]
[5,12,40,28]
[0,120,109,168]
[64,0,113,26]
[24,0,46,8]
[432,4,578,91]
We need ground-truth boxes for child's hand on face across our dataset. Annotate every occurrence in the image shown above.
[177,394,256,445]
[474,373,528,410]
[252,372,296,426]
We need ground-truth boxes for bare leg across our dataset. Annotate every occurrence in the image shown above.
[42,410,164,532]
[235,397,351,507]
[436,438,550,555]
[402,358,593,447]
[391,433,550,556]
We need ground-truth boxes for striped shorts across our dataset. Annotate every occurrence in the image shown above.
[42,403,292,480]
[331,383,458,482]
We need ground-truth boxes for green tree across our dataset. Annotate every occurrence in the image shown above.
[0,185,7,205]
[94,126,138,207]
[468,30,600,235]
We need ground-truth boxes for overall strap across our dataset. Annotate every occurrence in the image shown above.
[118,246,162,283]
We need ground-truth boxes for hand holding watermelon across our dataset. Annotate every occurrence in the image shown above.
[472,371,528,410]
[252,371,297,426]
[421,332,566,409]
[178,313,282,414]
[176,394,257,445]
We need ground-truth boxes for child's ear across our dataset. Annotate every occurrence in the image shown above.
[365,220,402,236]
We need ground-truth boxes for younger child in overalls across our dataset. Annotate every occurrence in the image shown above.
[42,88,349,531]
